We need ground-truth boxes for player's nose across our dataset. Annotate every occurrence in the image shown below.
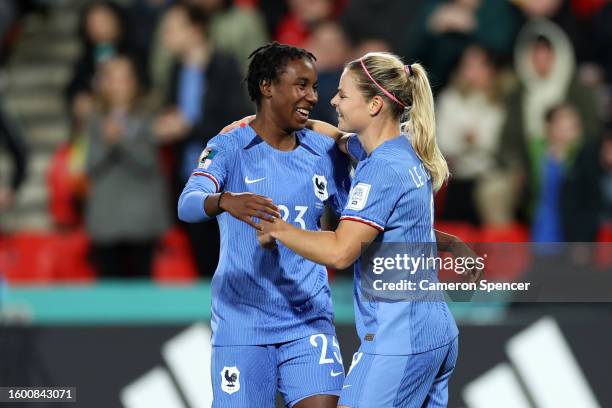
[305,87,318,104]
[330,93,339,107]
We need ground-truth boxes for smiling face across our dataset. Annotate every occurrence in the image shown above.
[266,57,319,131]
[330,69,372,133]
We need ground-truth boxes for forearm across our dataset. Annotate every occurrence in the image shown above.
[307,119,346,141]
[205,192,227,217]
[275,225,348,268]
[179,190,213,222]
[178,189,225,223]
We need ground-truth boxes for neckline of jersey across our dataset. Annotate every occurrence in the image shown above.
[247,125,303,154]
[244,125,321,156]
[366,133,408,158]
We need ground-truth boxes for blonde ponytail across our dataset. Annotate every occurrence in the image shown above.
[347,53,449,191]
[402,63,449,191]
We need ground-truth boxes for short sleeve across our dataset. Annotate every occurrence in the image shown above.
[340,160,402,231]
[178,136,235,222]
[189,136,234,192]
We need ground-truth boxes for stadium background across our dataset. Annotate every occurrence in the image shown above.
[0,0,611,407]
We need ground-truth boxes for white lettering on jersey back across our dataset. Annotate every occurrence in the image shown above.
[409,166,425,188]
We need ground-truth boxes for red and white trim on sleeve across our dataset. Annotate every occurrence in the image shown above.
[340,216,384,232]
[192,172,220,192]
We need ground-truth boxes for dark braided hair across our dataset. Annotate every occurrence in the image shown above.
[246,42,316,106]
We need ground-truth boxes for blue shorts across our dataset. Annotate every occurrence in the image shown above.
[339,337,458,408]
[212,334,345,407]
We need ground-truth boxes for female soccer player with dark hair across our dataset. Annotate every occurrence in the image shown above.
[178,42,350,408]
[259,52,462,407]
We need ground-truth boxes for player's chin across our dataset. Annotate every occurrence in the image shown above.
[291,118,308,130]
[336,118,352,133]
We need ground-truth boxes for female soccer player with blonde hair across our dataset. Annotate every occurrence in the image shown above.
[260,52,460,407]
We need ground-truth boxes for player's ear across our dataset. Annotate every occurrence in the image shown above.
[260,79,272,99]
[369,96,384,116]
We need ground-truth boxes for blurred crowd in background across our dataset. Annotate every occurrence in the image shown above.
[0,0,611,281]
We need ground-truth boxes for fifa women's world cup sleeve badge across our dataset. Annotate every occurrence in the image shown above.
[312,174,329,201]
[198,147,217,169]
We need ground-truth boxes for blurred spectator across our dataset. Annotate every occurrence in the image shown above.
[47,132,88,229]
[65,1,135,132]
[562,122,612,241]
[155,3,249,277]
[563,3,612,126]
[409,0,521,90]
[85,56,169,278]
[0,102,27,215]
[155,3,250,180]
[513,0,562,18]
[274,0,337,48]
[340,0,420,56]
[531,103,583,241]
[124,0,174,85]
[436,45,508,226]
[188,0,269,75]
[512,0,583,57]
[256,0,288,38]
[305,21,352,124]
[499,19,599,221]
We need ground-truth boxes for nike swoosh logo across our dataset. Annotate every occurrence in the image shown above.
[331,370,343,377]
[245,177,265,184]
[342,385,352,389]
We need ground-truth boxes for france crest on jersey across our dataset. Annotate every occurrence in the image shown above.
[178,126,351,346]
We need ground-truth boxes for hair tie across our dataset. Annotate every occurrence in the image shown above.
[404,64,413,77]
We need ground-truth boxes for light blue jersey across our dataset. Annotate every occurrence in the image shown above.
[178,126,351,346]
[342,135,459,355]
